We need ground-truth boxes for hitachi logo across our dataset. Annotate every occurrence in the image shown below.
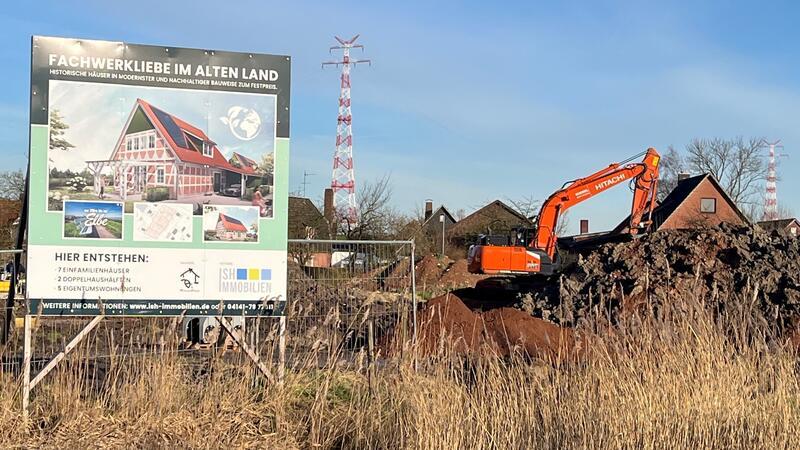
[595,174,626,191]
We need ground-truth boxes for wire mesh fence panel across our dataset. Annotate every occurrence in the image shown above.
[272,239,415,368]
[0,241,415,379]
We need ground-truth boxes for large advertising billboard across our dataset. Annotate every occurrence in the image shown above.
[26,36,290,316]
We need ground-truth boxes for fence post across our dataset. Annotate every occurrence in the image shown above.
[411,241,417,345]
[22,314,32,420]
[367,319,375,395]
[278,315,286,384]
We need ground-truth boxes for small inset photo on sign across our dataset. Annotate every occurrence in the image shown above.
[63,200,124,239]
[133,202,193,242]
[202,205,259,242]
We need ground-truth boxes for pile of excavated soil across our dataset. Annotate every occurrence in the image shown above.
[518,224,800,327]
[439,259,491,289]
[415,254,452,286]
[414,255,491,294]
[418,289,576,360]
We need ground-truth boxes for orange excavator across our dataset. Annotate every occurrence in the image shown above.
[467,148,661,276]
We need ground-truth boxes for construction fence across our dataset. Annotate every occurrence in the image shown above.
[0,240,417,382]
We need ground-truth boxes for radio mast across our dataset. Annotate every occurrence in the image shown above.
[323,35,371,225]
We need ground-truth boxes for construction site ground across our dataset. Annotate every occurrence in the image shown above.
[415,224,800,359]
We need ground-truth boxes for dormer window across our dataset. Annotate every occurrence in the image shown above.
[202,141,212,157]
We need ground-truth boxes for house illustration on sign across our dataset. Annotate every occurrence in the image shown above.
[86,98,258,202]
[180,268,200,288]
[216,213,248,241]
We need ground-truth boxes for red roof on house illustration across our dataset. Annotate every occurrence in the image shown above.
[232,152,258,169]
[218,213,248,232]
[134,99,256,176]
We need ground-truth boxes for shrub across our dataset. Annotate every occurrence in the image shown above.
[146,187,169,202]
[243,188,254,201]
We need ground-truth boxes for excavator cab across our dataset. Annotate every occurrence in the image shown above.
[467,227,557,276]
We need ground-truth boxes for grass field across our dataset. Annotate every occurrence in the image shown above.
[1,295,798,448]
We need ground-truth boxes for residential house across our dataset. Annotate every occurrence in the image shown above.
[288,195,332,267]
[0,199,21,249]
[612,173,749,233]
[288,196,330,239]
[88,98,258,201]
[215,214,248,241]
[758,218,800,237]
[448,200,533,249]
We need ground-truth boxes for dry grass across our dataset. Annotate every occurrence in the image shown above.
[1,294,799,449]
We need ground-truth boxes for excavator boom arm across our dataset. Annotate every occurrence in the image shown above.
[534,148,660,257]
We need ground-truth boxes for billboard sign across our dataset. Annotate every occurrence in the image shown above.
[26,36,290,316]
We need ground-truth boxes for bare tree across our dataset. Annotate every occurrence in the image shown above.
[0,170,25,200]
[685,137,766,208]
[555,210,570,236]
[506,194,540,220]
[338,175,397,240]
[655,146,687,201]
[657,137,766,213]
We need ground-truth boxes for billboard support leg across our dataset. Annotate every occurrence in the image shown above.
[278,316,286,385]
[216,317,274,384]
[21,314,32,420]
[30,314,105,390]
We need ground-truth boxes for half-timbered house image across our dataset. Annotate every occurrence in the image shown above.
[86,99,270,215]
[215,213,248,241]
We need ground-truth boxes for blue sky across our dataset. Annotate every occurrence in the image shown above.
[2,1,799,233]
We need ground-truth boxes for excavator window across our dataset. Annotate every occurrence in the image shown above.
[511,227,537,248]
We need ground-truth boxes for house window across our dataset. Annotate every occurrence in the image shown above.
[700,198,716,213]
[156,167,165,184]
[202,141,212,157]
[149,134,156,149]
[791,227,797,236]
[126,137,132,151]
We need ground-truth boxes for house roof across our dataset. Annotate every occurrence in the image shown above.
[613,173,748,233]
[232,152,258,168]
[457,200,530,227]
[134,99,256,176]
[449,199,532,238]
[422,205,457,227]
[217,213,248,232]
[288,196,329,239]
[758,218,800,233]
[0,199,21,227]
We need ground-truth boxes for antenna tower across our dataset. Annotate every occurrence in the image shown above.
[763,139,785,221]
[323,35,370,224]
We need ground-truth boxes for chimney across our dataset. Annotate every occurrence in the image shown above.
[323,188,334,224]
[580,219,589,235]
[424,199,433,220]
[677,172,690,181]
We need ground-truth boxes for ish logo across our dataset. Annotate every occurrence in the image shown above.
[219,267,272,294]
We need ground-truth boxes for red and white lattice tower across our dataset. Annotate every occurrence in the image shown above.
[323,35,371,223]
[763,140,784,221]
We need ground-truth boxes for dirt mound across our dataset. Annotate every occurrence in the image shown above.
[415,254,452,286]
[439,259,491,289]
[418,290,576,359]
[521,224,800,328]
